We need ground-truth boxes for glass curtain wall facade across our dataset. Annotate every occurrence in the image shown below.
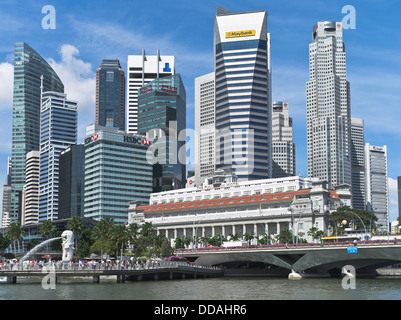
[127,50,175,134]
[365,144,389,232]
[137,74,186,192]
[95,59,126,131]
[39,92,77,222]
[58,144,85,220]
[11,42,64,223]
[214,8,272,181]
[84,125,153,224]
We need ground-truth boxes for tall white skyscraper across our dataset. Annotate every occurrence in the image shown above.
[306,21,351,188]
[21,150,40,225]
[39,91,78,222]
[350,118,365,210]
[195,72,216,185]
[214,7,272,181]
[126,50,175,134]
[365,143,389,232]
[271,102,295,178]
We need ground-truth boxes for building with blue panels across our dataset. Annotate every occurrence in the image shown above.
[38,91,78,222]
[10,42,64,223]
[95,59,125,131]
[137,74,186,192]
[84,125,153,224]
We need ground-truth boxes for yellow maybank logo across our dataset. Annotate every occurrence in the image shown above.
[225,30,255,38]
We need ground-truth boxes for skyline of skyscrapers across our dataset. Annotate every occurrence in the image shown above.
[0,7,394,231]
[95,59,126,131]
[306,21,352,189]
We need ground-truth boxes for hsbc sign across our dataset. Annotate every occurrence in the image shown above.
[123,135,151,146]
[85,133,151,147]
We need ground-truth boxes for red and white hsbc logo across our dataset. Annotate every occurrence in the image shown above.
[123,135,151,146]
[142,139,151,145]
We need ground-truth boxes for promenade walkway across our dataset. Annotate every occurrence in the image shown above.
[0,260,223,284]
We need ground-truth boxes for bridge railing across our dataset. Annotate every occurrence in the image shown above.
[0,260,221,272]
[176,239,400,253]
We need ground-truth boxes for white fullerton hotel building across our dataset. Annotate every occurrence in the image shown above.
[128,171,352,245]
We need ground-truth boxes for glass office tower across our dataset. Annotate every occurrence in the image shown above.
[38,91,78,222]
[137,74,186,192]
[58,144,85,220]
[214,7,272,181]
[95,59,126,131]
[84,125,153,224]
[10,42,64,223]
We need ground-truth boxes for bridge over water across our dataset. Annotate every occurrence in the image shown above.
[0,262,223,284]
[177,240,401,277]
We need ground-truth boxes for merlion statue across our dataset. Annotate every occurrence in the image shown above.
[61,230,75,262]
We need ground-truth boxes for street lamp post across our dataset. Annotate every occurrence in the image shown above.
[346,211,368,240]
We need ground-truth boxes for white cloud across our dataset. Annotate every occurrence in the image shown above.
[48,44,96,142]
[0,62,14,110]
[388,177,399,222]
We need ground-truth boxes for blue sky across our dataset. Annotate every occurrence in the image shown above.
[0,0,400,221]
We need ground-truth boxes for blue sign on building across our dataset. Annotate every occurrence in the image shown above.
[347,247,358,254]
[163,63,171,72]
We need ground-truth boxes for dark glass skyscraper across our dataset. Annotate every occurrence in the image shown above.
[10,42,64,223]
[59,144,85,220]
[96,59,125,131]
[137,74,186,192]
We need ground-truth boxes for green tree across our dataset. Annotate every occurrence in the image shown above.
[7,222,26,255]
[329,206,377,235]
[110,224,129,259]
[67,216,84,252]
[39,220,57,239]
[174,235,192,249]
[77,228,94,258]
[0,232,11,256]
[243,232,255,245]
[91,217,114,256]
[276,228,293,244]
[307,227,326,243]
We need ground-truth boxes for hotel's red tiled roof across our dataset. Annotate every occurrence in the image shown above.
[138,189,340,213]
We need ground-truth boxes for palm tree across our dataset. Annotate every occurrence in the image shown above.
[7,222,26,256]
[92,217,114,257]
[39,220,57,239]
[67,216,84,254]
[110,224,129,260]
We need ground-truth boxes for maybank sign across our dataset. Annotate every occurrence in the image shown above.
[225,29,255,38]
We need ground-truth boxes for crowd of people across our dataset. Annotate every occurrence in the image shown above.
[0,257,164,271]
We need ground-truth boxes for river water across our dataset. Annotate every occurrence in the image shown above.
[1,276,401,300]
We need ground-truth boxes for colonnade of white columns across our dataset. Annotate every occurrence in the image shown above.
[157,221,290,243]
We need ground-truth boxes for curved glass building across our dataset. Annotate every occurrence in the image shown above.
[10,42,64,223]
